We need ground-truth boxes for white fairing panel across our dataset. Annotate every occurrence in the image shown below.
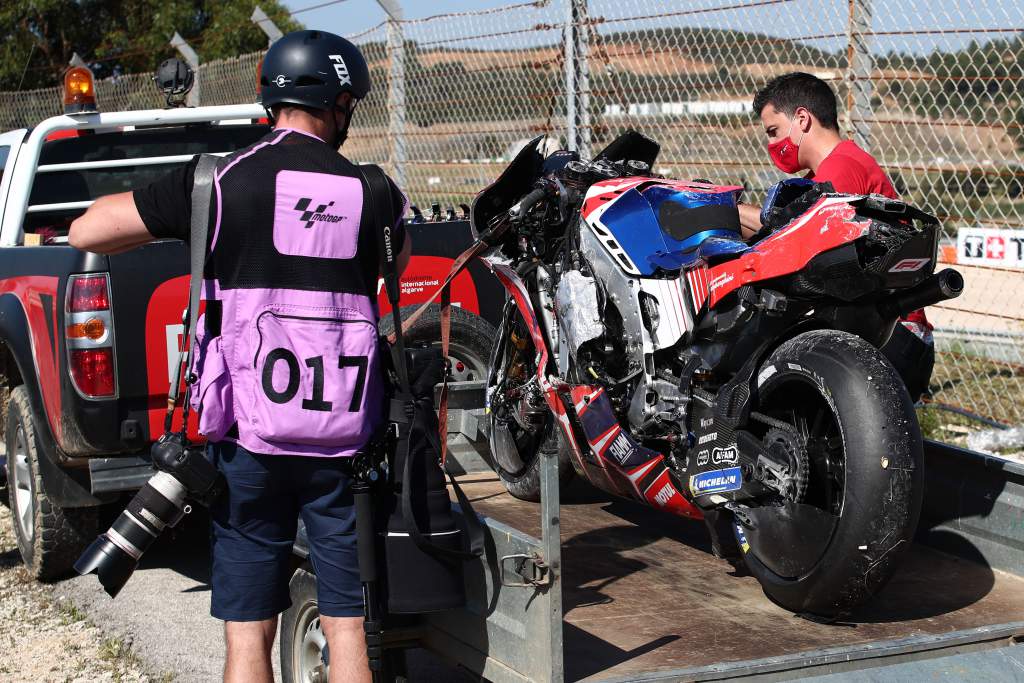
[638,277,694,349]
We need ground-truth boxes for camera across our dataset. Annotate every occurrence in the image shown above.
[75,432,223,597]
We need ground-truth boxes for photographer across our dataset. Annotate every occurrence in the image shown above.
[70,30,411,683]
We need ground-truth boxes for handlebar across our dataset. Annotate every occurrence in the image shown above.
[508,186,550,221]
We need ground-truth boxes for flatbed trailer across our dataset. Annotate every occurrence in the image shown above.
[419,438,1024,681]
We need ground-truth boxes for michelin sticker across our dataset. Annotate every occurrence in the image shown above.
[690,466,743,496]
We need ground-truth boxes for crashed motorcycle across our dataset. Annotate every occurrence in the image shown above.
[473,132,963,617]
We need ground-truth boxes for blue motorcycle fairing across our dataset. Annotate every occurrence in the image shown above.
[593,182,743,275]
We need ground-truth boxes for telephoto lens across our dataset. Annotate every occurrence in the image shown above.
[74,470,189,597]
[75,432,223,597]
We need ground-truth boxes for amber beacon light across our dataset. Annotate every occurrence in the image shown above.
[63,66,98,114]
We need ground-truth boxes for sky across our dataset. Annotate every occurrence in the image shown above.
[281,0,1024,56]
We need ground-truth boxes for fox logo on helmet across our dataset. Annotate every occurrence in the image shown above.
[329,55,351,87]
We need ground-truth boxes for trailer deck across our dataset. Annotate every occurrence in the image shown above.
[423,441,1024,681]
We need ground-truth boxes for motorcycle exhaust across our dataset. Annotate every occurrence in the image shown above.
[879,268,964,319]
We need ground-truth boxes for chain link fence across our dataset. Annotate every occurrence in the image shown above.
[0,0,1021,438]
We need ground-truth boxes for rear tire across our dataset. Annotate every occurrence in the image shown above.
[740,330,924,617]
[5,385,98,581]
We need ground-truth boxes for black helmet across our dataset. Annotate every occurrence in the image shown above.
[260,30,371,111]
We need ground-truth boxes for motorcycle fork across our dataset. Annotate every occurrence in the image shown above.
[485,260,590,473]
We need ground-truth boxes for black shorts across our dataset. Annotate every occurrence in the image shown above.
[207,442,363,621]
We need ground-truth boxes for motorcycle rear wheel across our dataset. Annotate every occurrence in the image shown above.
[738,329,924,617]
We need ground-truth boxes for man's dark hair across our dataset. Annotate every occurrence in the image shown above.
[752,72,840,131]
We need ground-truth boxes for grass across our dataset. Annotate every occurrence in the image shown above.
[929,351,1024,427]
[99,636,145,682]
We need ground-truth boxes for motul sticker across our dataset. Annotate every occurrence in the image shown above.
[888,257,930,273]
[690,466,742,496]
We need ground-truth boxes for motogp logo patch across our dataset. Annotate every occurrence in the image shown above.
[293,198,347,229]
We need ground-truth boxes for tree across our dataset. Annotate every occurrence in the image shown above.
[0,0,302,90]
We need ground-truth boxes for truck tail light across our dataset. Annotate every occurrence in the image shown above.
[66,274,116,398]
[68,276,110,311]
[69,349,115,396]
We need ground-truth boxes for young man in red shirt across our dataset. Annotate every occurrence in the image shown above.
[738,71,933,401]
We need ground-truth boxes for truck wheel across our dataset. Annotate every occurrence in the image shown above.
[281,568,407,683]
[5,385,98,581]
[380,304,495,383]
[281,568,327,683]
[737,330,924,617]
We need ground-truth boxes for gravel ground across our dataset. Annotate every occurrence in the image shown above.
[0,504,168,683]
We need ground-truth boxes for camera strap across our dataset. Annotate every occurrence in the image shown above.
[359,163,484,561]
[165,153,218,434]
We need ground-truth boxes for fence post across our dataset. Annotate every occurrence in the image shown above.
[251,6,284,46]
[378,0,407,189]
[170,32,200,107]
[845,0,873,151]
[564,0,590,158]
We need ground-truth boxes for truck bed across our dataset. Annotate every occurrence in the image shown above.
[435,442,1024,681]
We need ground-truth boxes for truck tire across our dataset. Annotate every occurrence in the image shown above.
[380,304,495,383]
[738,330,924,617]
[5,385,98,581]
[281,568,407,683]
[281,568,326,683]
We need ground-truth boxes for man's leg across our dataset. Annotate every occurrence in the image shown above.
[297,458,369,682]
[208,443,297,681]
[224,618,278,683]
[322,615,371,683]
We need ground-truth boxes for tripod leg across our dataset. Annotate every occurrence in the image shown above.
[353,481,386,683]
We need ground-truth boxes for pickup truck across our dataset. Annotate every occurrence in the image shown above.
[0,92,500,580]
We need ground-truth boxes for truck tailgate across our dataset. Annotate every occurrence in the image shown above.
[438,442,1024,681]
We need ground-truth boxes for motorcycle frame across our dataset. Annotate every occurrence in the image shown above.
[484,258,705,519]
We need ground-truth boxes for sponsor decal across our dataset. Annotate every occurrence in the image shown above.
[273,74,291,87]
[888,257,930,273]
[696,449,710,466]
[708,272,735,292]
[787,362,804,372]
[697,431,717,445]
[699,416,714,429]
[329,54,351,86]
[165,323,185,384]
[734,522,750,553]
[653,483,675,506]
[293,198,348,229]
[957,227,1024,269]
[712,446,739,465]
[690,466,743,496]
[607,432,634,465]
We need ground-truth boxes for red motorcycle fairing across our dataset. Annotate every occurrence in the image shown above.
[484,259,702,520]
[693,196,869,311]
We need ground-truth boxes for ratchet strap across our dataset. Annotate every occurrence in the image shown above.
[360,163,484,561]
[165,154,219,433]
